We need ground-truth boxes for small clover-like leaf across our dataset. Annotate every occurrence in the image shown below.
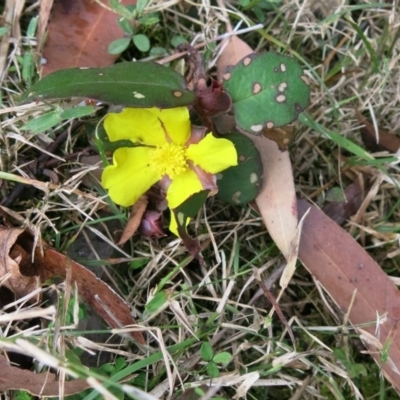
[133,34,150,52]
[222,52,310,134]
[118,18,134,35]
[200,341,214,362]
[207,362,219,378]
[216,132,263,205]
[212,352,231,364]
[108,37,131,54]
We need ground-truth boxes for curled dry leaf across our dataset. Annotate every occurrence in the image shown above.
[356,110,400,153]
[42,0,137,76]
[0,226,145,345]
[0,355,89,397]
[298,199,400,393]
[216,35,298,260]
[0,227,40,299]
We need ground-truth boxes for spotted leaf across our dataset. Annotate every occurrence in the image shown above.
[216,132,262,205]
[222,52,310,134]
[20,62,195,108]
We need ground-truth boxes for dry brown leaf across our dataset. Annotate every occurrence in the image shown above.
[39,247,145,345]
[0,355,89,397]
[118,195,148,245]
[216,35,298,260]
[279,207,309,290]
[356,111,400,153]
[322,174,370,225]
[298,199,400,393]
[252,135,298,259]
[0,227,40,299]
[37,0,54,51]
[0,226,145,345]
[41,0,136,76]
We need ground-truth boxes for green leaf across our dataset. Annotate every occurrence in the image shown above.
[171,35,188,48]
[60,105,96,120]
[130,258,150,270]
[200,341,214,362]
[136,0,150,13]
[133,34,150,52]
[115,356,127,371]
[20,62,195,108]
[172,190,209,264]
[145,291,167,314]
[223,52,310,134]
[216,132,263,205]
[108,37,131,54]
[174,190,209,220]
[213,352,231,364]
[108,0,134,19]
[118,18,133,35]
[22,53,34,86]
[138,15,159,25]
[27,16,38,38]
[150,47,168,57]
[326,187,346,202]
[14,391,32,400]
[207,362,219,378]
[21,110,61,133]
[0,27,9,37]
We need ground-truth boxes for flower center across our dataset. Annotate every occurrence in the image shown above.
[150,143,187,179]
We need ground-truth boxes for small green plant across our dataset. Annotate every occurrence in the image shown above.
[107,0,159,54]
[20,48,309,259]
[200,341,232,379]
[14,391,32,400]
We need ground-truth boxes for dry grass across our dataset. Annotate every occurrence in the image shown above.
[1,0,400,399]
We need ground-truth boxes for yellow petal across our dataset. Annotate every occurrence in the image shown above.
[186,134,238,174]
[104,107,190,146]
[166,168,203,209]
[156,107,191,145]
[102,147,159,207]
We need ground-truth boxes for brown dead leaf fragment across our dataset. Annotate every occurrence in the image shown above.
[0,226,145,345]
[37,0,54,51]
[0,227,40,299]
[356,111,400,153]
[42,0,137,76]
[38,247,145,345]
[0,355,89,397]
[322,175,370,225]
[298,199,400,393]
[118,195,148,245]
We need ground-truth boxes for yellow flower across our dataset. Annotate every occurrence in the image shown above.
[101,107,237,235]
